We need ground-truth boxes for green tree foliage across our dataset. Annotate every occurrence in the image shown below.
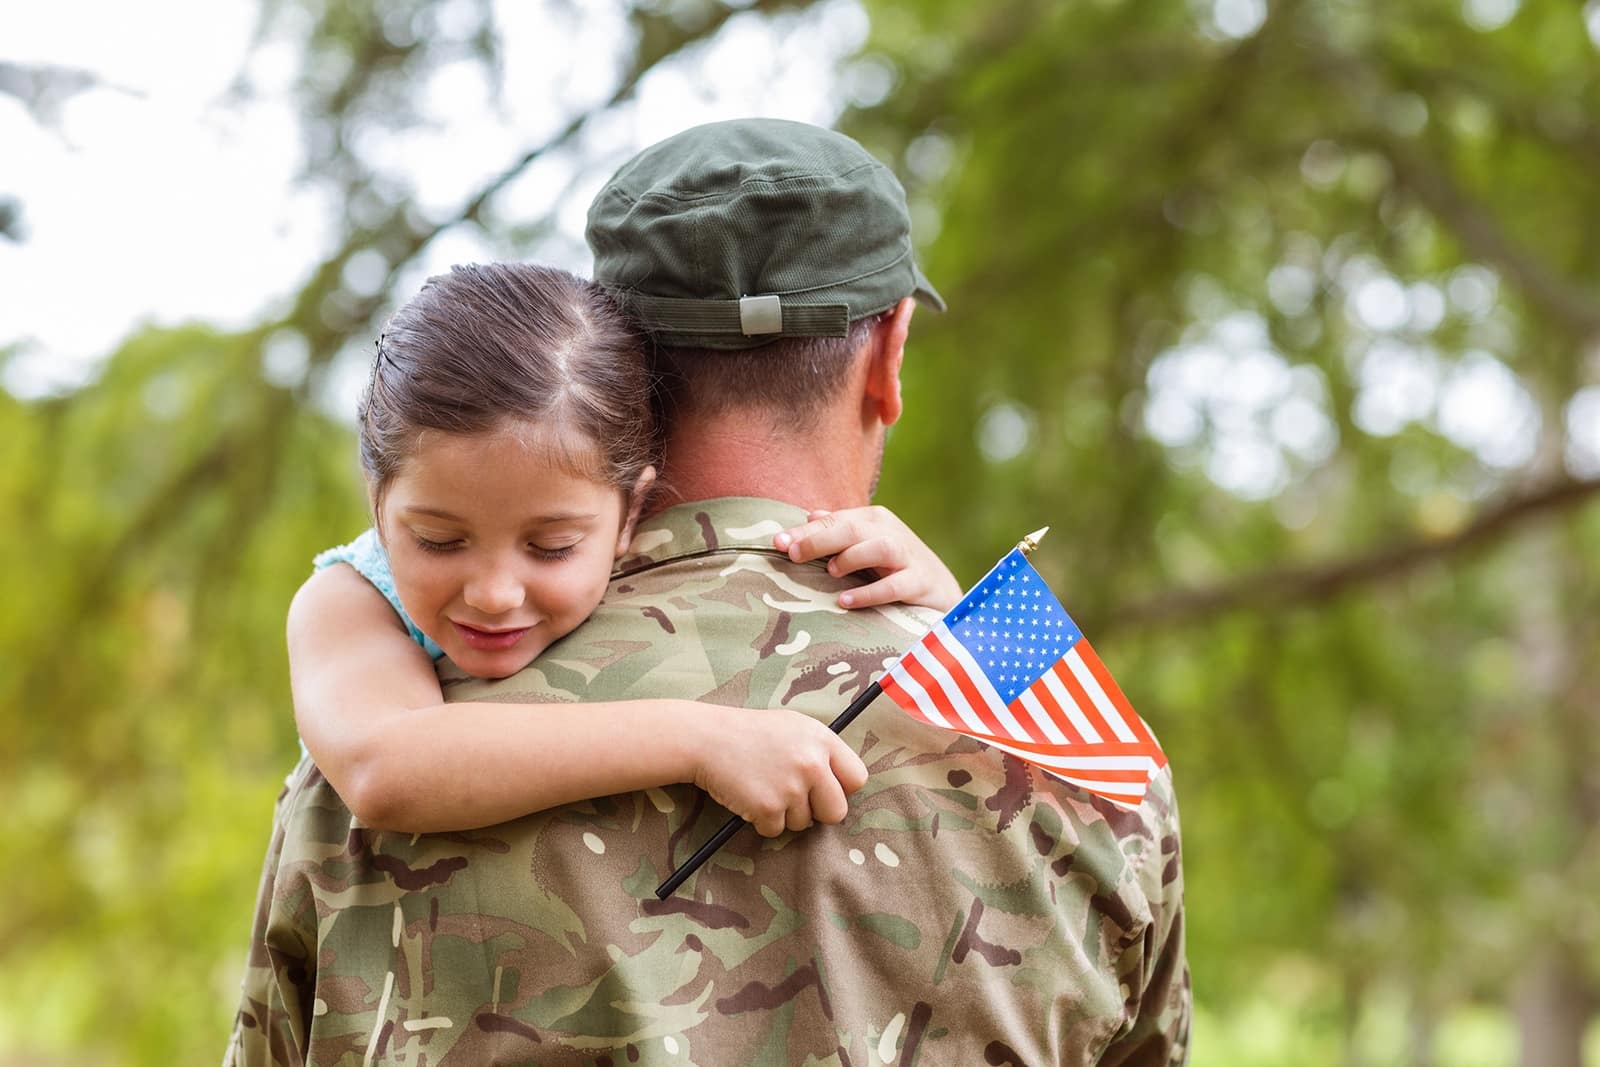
[855,0,1600,1061]
[2,1,1598,1064]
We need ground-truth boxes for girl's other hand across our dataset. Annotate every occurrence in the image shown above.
[774,505,962,612]
[692,708,869,838]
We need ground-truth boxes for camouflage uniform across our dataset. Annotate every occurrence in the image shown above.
[226,497,1189,1065]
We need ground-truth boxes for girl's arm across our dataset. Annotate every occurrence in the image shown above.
[289,564,867,834]
[775,505,963,612]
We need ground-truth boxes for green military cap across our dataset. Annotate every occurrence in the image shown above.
[586,118,945,350]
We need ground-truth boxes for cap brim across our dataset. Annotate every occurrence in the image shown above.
[912,264,946,313]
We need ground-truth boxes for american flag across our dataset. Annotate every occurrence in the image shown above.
[879,546,1167,807]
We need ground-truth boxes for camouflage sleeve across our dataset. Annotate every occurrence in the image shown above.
[1098,768,1191,1065]
[222,760,319,1067]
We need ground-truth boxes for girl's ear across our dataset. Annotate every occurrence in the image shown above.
[615,465,658,557]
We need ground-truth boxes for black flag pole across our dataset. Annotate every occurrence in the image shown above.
[653,526,1050,900]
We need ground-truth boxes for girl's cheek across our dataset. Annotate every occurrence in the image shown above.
[392,553,446,601]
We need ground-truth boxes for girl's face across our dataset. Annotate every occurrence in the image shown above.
[377,425,644,680]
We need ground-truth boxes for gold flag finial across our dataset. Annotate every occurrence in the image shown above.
[1019,526,1050,555]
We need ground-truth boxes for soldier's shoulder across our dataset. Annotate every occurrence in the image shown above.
[835,708,1181,917]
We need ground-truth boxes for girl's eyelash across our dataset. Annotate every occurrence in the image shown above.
[410,537,573,559]
[413,536,461,553]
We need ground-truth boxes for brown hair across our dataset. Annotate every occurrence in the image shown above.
[359,263,654,509]
[650,315,881,422]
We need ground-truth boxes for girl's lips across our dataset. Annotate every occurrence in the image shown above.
[452,621,532,652]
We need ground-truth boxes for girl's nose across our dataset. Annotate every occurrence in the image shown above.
[462,566,526,615]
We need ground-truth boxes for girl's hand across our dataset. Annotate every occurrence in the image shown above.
[774,506,963,612]
[692,707,869,837]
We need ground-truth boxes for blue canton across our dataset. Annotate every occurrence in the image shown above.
[943,548,1082,703]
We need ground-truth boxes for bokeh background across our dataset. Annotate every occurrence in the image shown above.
[4,0,1600,1063]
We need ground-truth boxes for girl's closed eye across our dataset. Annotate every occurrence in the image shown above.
[531,543,576,562]
[412,534,464,553]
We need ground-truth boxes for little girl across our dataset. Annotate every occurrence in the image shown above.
[289,262,961,838]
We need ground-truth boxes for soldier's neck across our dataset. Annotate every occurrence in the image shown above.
[653,412,875,516]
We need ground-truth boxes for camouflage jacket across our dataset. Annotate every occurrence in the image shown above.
[226,497,1189,1066]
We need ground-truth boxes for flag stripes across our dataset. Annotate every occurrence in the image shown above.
[878,547,1166,808]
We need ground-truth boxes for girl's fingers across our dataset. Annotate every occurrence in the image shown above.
[775,506,907,563]
[752,807,786,838]
[775,512,856,562]
[786,803,816,833]
[826,537,906,578]
[773,506,960,611]
[832,747,869,795]
[810,777,849,825]
[838,574,905,610]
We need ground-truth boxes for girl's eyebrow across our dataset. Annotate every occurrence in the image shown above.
[401,505,462,521]
[400,505,600,524]
[525,511,602,525]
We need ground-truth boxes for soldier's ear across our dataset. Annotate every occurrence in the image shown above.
[863,297,913,428]
[616,465,657,557]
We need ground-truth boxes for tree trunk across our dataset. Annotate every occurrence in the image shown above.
[1406,996,1436,1067]
[1511,434,1598,1067]
[1341,967,1367,1067]
[1515,947,1593,1067]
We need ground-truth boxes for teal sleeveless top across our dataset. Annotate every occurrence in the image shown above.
[313,528,445,661]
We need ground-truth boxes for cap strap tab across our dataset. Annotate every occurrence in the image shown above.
[739,295,782,335]
[617,292,851,339]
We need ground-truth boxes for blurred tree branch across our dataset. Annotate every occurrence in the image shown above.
[0,61,134,241]
[1300,29,1600,340]
[1367,131,1600,340]
[282,0,823,366]
[0,197,21,242]
[4,394,289,752]
[1109,474,1600,631]
[0,60,123,122]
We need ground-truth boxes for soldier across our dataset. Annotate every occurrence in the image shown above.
[227,118,1189,1065]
